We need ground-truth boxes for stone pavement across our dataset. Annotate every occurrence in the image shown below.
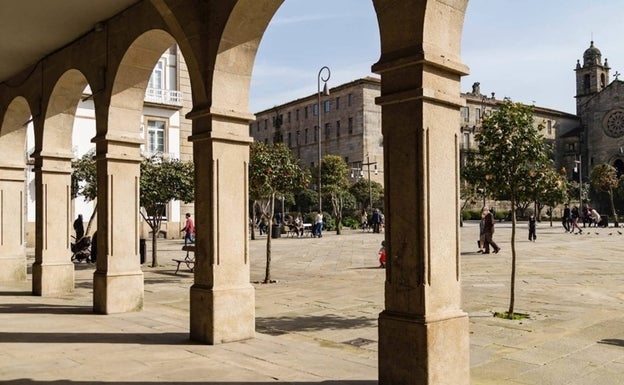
[1,221,624,384]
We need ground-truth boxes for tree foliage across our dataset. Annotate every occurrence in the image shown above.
[470,100,553,316]
[140,155,195,267]
[321,155,352,234]
[590,163,620,227]
[249,142,310,283]
[349,179,384,210]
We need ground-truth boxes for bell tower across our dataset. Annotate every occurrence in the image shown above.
[575,41,610,113]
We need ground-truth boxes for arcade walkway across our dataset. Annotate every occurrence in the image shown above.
[1,222,624,384]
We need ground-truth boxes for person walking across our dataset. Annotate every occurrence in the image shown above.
[482,207,500,254]
[313,211,323,238]
[371,209,382,233]
[528,215,536,242]
[570,206,583,234]
[180,212,195,246]
[562,203,571,232]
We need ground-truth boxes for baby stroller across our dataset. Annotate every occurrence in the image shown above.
[71,236,91,263]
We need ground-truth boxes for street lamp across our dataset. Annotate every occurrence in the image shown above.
[362,155,378,210]
[574,157,582,205]
[317,66,330,213]
[352,156,378,210]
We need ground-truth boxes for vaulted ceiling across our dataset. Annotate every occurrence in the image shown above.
[0,0,139,83]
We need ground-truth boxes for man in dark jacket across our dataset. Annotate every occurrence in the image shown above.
[482,207,500,254]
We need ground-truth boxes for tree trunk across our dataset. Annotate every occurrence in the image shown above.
[85,200,98,236]
[609,189,619,227]
[264,193,275,283]
[151,224,160,267]
[508,197,517,316]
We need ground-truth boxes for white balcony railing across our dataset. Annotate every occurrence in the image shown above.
[144,88,183,107]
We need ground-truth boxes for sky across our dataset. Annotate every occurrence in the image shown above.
[249,0,624,115]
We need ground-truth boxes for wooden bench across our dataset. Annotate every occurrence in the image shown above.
[172,245,195,274]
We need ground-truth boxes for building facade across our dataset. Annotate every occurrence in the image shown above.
[252,77,383,187]
[561,41,624,182]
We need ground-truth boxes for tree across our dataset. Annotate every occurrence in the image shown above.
[140,155,194,267]
[471,100,551,317]
[249,142,310,283]
[590,163,620,227]
[537,169,568,227]
[71,151,97,236]
[321,155,352,235]
[349,179,384,210]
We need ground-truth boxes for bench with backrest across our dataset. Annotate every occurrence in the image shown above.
[172,245,195,274]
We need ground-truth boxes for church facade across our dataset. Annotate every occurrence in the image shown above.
[560,41,624,182]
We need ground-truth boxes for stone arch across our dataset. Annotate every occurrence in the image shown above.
[0,96,30,282]
[108,29,177,137]
[31,69,91,296]
[92,28,178,314]
[40,69,89,154]
[0,96,30,164]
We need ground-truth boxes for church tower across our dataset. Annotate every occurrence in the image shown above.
[575,41,610,114]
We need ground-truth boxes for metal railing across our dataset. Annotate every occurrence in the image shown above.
[144,88,183,106]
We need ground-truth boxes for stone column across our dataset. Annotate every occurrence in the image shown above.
[374,53,470,384]
[188,109,255,344]
[92,135,144,314]
[31,152,75,295]
[0,163,27,281]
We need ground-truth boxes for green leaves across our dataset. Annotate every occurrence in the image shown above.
[140,155,195,217]
[249,142,311,200]
[471,100,553,204]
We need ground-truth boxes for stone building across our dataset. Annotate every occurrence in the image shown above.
[560,41,624,181]
[252,77,383,187]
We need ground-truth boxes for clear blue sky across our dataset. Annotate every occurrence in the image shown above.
[250,0,624,115]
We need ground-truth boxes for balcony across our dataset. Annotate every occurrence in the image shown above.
[144,88,183,107]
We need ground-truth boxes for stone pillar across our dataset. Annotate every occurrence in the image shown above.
[92,135,144,314]
[31,152,75,295]
[374,54,470,384]
[0,163,27,281]
[188,109,255,344]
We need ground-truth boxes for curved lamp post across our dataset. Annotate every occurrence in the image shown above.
[317,66,330,212]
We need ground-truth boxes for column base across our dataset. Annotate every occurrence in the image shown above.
[378,310,470,385]
[190,283,255,344]
[32,262,75,296]
[0,255,27,282]
[93,270,144,314]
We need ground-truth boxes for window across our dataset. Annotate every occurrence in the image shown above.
[314,126,318,143]
[336,120,341,137]
[264,119,268,130]
[336,96,340,110]
[147,119,166,155]
[288,132,292,147]
[324,100,330,113]
[305,128,308,144]
[305,106,309,119]
[296,109,300,121]
[287,111,291,123]
[296,130,300,145]
[463,133,470,149]
[547,120,552,135]
[348,93,353,106]
[461,107,469,122]
[568,143,575,152]
[313,103,319,116]
[475,108,481,121]
[325,123,330,139]
[148,59,165,90]
[348,117,354,134]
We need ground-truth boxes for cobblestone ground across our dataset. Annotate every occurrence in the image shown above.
[1,221,624,384]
